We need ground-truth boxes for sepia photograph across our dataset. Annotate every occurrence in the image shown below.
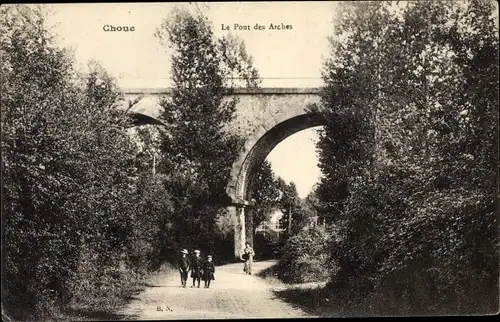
[1,1,499,320]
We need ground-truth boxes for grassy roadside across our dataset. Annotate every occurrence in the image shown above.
[272,285,336,317]
[256,260,282,286]
[49,262,177,321]
[257,261,336,317]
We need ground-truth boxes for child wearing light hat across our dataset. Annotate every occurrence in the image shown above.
[190,249,203,288]
[203,255,215,288]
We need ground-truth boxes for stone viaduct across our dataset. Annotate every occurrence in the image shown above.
[122,87,323,258]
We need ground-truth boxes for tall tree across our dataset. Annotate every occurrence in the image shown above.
[318,0,498,315]
[154,7,260,257]
[316,1,381,225]
[276,179,303,236]
[252,160,281,233]
[218,33,261,88]
[301,184,321,227]
[1,5,166,318]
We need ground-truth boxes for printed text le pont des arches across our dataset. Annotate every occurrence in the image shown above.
[221,23,293,31]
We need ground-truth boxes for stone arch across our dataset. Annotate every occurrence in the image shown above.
[128,112,166,127]
[226,111,325,258]
[120,87,324,259]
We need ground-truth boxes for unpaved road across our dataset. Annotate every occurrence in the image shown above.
[117,260,314,319]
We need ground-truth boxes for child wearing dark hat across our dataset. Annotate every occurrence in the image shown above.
[203,255,215,288]
[178,249,190,288]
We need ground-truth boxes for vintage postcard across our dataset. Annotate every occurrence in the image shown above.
[1,1,499,320]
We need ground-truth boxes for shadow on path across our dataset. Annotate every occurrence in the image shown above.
[118,260,313,319]
[271,286,335,317]
[253,260,336,318]
[142,283,164,288]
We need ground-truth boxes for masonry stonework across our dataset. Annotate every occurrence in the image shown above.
[123,88,323,259]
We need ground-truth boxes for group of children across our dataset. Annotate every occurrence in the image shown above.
[178,249,215,289]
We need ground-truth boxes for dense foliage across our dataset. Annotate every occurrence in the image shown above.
[154,7,261,262]
[276,179,312,236]
[252,160,281,233]
[252,161,322,259]
[254,230,283,260]
[273,185,332,281]
[0,4,296,320]
[1,5,175,319]
[317,0,498,315]
[277,226,333,284]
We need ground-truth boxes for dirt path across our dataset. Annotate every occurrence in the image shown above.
[117,260,315,319]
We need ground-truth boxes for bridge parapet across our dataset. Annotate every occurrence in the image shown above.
[120,87,321,125]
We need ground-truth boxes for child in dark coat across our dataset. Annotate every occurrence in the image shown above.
[191,249,203,288]
[203,255,215,288]
[178,249,190,288]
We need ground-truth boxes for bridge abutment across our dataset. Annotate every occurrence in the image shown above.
[229,198,256,259]
[245,207,254,251]
[231,205,246,259]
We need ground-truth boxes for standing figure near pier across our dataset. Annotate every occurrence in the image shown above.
[241,242,255,275]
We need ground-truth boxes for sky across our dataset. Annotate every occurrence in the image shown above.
[45,2,337,198]
[266,127,323,198]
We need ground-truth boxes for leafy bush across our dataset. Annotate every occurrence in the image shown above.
[277,227,335,284]
[317,0,498,315]
[254,230,284,260]
[1,6,174,319]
